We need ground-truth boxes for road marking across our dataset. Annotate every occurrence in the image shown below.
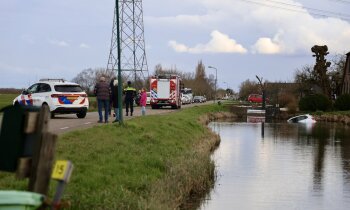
[60,127,69,130]
[84,122,92,125]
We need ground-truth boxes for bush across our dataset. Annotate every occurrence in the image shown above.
[278,93,296,108]
[299,94,332,112]
[334,94,350,111]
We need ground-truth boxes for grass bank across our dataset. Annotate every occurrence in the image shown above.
[0,104,231,209]
[0,94,17,110]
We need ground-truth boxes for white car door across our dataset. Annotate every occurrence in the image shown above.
[25,83,40,106]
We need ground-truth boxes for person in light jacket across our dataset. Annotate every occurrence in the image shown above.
[111,79,120,122]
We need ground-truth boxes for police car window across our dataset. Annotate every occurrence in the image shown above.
[39,83,51,92]
[27,84,40,93]
[54,85,83,92]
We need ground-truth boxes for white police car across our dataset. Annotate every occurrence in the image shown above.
[13,79,89,118]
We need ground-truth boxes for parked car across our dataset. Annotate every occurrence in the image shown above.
[193,96,205,103]
[248,94,269,103]
[13,79,89,118]
[181,95,191,104]
[287,114,316,123]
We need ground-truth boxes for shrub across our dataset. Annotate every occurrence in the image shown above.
[334,94,350,111]
[278,93,296,108]
[299,94,332,112]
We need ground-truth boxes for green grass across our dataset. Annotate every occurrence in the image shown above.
[0,94,17,110]
[0,104,226,209]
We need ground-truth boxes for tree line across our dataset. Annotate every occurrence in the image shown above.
[72,60,221,100]
[238,52,346,108]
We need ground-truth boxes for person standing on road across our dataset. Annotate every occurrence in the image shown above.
[123,81,136,116]
[109,77,116,116]
[111,79,120,122]
[140,88,147,116]
[94,76,111,123]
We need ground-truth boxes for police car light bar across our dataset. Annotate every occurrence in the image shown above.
[39,78,66,82]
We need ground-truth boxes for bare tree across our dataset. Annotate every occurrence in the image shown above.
[294,53,346,98]
[72,68,115,95]
[238,79,259,100]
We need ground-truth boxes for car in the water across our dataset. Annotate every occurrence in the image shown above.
[287,114,316,123]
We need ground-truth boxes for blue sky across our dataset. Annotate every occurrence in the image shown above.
[1,0,350,91]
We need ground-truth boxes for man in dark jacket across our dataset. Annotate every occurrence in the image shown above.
[123,81,136,116]
[94,76,111,123]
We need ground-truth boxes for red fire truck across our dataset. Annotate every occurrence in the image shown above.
[150,74,182,109]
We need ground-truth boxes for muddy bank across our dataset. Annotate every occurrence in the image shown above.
[313,114,350,125]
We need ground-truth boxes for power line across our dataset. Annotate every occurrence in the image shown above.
[264,0,350,18]
[329,0,350,4]
[239,0,350,21]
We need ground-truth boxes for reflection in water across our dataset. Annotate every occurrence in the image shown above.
[200,122,350,210]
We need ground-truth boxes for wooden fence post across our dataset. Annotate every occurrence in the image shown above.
[28,106,57,196]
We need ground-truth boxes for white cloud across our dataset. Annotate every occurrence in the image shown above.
[79,43,90,49]
[169,30,247,54]
[150,0,350,55]
[49,39,69,47]
[252,38,281,54]
[252,30,284,54]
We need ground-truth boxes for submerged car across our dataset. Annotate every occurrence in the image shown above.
[287,114,316,123]
[13,79,89,118]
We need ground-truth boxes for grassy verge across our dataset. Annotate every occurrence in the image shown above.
[0,94,17,110]
[0,104,229,209]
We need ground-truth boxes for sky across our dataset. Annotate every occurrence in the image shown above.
[1,0,350,91]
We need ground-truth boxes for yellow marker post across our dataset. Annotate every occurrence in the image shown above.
[52,160,73,182]
[51,160,74,210]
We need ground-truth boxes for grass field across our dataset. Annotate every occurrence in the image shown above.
[0,104,227,209]
[0,94,17,110]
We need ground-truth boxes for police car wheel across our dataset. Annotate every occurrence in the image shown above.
[76,111,87,118]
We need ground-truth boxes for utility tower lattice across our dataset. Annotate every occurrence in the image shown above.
[107,0,148,88]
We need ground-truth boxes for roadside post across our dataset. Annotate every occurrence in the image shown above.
[51,160,74,210]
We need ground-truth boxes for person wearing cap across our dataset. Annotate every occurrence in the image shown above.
[94,76,111,123]
[123,81,136,116]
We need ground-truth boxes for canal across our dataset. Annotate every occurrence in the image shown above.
[199,122,350,210]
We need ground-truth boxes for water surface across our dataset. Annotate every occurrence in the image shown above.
[200,122,350,210]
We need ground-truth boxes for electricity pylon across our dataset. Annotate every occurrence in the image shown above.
[107,0,149,89]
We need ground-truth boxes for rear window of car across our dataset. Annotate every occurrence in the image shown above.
[54,85,83,92]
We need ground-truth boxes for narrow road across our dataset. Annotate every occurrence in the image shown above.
[48,106,174,134]
[0,102,212,135]
[49,102,212,134]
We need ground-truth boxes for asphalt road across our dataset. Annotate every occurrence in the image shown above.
[0,102,212,135]
[48,106,173,134]
[49,102,213,134]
